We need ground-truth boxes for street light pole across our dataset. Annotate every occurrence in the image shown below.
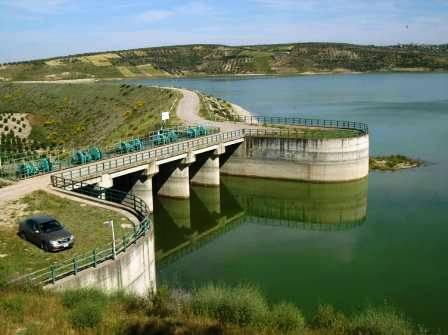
[104,220,116,259]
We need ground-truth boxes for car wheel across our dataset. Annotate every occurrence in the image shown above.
[19,231,27,240]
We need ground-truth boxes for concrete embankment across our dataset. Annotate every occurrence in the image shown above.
[46,233,156,295]
[221,134,369,182]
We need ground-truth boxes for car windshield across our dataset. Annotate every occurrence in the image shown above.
[39,220,63,233]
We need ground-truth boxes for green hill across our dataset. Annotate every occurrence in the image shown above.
[1,43,448,81]
[0,83,180,159]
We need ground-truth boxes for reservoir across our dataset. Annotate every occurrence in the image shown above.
[130,73,448,332]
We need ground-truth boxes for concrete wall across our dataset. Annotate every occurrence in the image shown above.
[220,134,369,182]
[46,233,156,296]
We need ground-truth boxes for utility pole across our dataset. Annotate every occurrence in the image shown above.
[104,220,116,258]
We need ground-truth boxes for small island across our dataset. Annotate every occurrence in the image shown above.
[370,155,424,171]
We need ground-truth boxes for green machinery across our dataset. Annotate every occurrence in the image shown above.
[152,130,178,146]
[116,139,143,154]
[71,147,103,165]
[16,157,53,178]
[186,125,208,138]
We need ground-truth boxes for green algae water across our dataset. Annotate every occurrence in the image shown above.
[132,74,448,332]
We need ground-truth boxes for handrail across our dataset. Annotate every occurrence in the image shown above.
[54,129,246,182]
[234,116,369,134]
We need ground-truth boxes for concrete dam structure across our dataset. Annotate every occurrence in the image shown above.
[15,117,369,295]
[220,131,369,182]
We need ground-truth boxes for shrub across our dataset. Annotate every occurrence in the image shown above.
[69,301,104,329]
[63,289,108,329]
[312,304,349,334]
[350,305,422,335]
[189,283,269,328]
[62,288,107,309]
[269,302,305,333]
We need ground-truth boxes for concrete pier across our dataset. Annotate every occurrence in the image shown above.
[191,155,220,187]
[158,165,190,199]
[131,163,159,212]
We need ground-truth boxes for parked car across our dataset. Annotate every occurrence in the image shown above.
[18,215,75,251]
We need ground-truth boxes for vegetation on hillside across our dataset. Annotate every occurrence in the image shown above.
[0,190,132,283]
[1,43,448,81]
[0,83,180,159]
[0,284,432,335]
[198,92,237,121]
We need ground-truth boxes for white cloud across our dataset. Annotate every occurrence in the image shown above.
[137,9,175,23]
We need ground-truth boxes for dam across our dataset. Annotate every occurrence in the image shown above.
[10,117,369,295]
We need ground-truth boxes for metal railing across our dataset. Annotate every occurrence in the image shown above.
[10,176,151,286]
[0,125,221,180]
[56,129,245,182]
[233,116,369,134]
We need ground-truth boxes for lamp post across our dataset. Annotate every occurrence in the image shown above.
[104,220,116,259]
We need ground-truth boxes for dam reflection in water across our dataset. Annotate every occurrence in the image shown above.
[153,175,368,268]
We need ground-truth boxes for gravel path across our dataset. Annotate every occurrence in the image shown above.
[173,88,256,131]
[0,175,50,206]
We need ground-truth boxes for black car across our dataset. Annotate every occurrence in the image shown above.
[18,215,75,251]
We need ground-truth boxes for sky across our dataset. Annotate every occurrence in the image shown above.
[0,0,447,63]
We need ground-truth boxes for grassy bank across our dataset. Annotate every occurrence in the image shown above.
[0,284,431,335]
[0,190,132,283]
[370,155,424,171]
[0,83,180,158]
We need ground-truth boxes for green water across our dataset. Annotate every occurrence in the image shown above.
[134,74,448,332]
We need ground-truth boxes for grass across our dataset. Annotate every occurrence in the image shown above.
[0,83,181,152]
[0,284,432,335]
[0,190,132,283]
[370,155,424,171]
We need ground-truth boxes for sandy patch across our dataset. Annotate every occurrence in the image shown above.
[0,199,29,227]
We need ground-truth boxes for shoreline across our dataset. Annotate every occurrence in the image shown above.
[3,70,448,85]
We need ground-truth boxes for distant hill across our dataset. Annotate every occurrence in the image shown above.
[1,43,448,81]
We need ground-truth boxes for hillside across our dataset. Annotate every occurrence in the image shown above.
[0,83,180,159]
[1,43,448,81]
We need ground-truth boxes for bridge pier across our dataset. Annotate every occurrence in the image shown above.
[190,155,220,187]
[131,162,159,212]
[98,174,113,200]
[158,164,190,199]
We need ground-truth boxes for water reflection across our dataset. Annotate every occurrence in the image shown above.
[154,176,368,267]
